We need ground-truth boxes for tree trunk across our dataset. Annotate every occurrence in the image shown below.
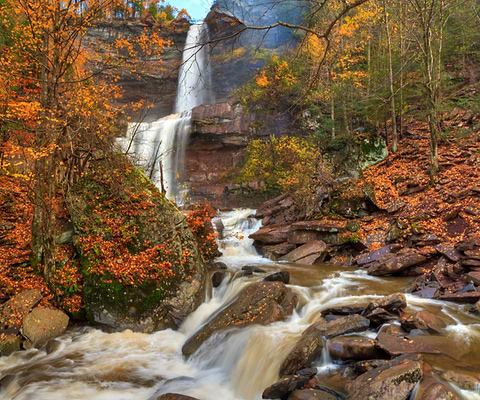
[383,0,398,153]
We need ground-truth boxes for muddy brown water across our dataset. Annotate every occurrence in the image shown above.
[1,210,479,400]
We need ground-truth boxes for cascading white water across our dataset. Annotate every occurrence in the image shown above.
[2,209,480,400]
[119,23,214,203]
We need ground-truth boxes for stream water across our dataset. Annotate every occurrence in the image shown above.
[1,210,480,400]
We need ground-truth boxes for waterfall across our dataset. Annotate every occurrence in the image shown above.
[119,23,213,203]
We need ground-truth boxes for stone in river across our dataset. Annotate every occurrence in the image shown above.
[363,293,407,315]
[157,394,200,400]
[414,377,459,400]
[346,354,423,400]
[303,315,370,339]
[241,265,266,273]
[376,332,440,356]
[400,311,446,334]
[328,336,381,361]
[263,271,290,284]
[182,282,297,357]
[262,371,316,399]
[287,388,338,400]
[21,307,69,345]
[439,292,480,304]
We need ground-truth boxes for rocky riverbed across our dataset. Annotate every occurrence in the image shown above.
[1,210,480,400]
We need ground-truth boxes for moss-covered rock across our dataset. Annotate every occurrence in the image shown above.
[66,155,207,332]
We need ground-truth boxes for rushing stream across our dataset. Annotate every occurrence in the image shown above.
[1,210,480,399]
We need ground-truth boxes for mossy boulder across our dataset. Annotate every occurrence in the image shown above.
[66,156,207,332]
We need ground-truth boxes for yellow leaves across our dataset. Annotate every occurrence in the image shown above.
[256,70,270,87]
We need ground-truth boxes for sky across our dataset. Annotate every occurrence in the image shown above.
[170,0,213,20]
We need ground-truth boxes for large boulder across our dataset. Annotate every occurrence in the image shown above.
[347,354,423,400]
[21,308,69,345]
[182,282,297,357]
[67,157,207,332]
[304,315,370,339]
[280,241,328,265]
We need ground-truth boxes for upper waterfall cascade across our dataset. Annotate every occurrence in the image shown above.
[119,23,214,203]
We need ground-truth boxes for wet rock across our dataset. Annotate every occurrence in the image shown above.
[212,271,226,288]
[366,251,427,276]
[321,306,365,317]
[0,334,21,357]
[241,265,266,273]
[328,336,381,361]
[470,300,480,314]
[438,292,480,304]
[415,377,459,400]
[263,243,297,260]
[287,388,338,400]
[45,339,61,354]
[263,271,290,284]
[346,354,423,400]
[439,371,480,391]
[279,334,324,377]
[210,262,227,270]
[182,282,297,357]
[21,308,69,345]
[0,289,43,331]
[157,394,200,400]
[249,225,292,245]
[379,324,406,335]
[262,372,316,400]
[280,241,328,265]
[354,359,389,374]
[400,311,446,334]
[376,332,440,356]
[364,307,398,326]
[467,273,480,289]
[364,293,407,316]
[304,315,370,339]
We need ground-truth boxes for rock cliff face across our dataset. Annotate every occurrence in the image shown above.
[85,21,189,121]
[186,101,261,207]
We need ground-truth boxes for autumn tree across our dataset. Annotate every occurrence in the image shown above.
[0,0,166,287]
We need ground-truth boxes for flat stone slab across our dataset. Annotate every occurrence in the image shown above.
[438,292,480,304]
[376,332,441,356]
